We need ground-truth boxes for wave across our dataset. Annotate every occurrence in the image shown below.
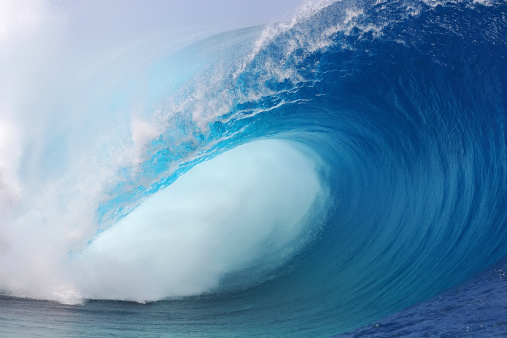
[0,0,506,335]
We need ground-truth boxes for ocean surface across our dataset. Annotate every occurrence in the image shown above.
[0,256,505,337]
[0,0,506,336]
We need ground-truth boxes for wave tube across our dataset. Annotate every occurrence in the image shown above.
[75,140,327,302]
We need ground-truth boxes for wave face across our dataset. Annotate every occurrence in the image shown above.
[0,0,506,336]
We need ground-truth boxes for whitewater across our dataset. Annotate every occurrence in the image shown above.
[0,0,506,336]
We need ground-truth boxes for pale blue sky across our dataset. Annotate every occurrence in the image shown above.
[59,0,308,46]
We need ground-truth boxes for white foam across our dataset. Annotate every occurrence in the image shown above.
[75,139,327,302]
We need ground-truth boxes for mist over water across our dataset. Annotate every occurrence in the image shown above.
[0,0,315,303]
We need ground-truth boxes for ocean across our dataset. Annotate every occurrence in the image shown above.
[0,0,506,336]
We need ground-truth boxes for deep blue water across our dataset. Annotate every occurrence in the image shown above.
[338,256,507,337]
[1,0,506,336]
